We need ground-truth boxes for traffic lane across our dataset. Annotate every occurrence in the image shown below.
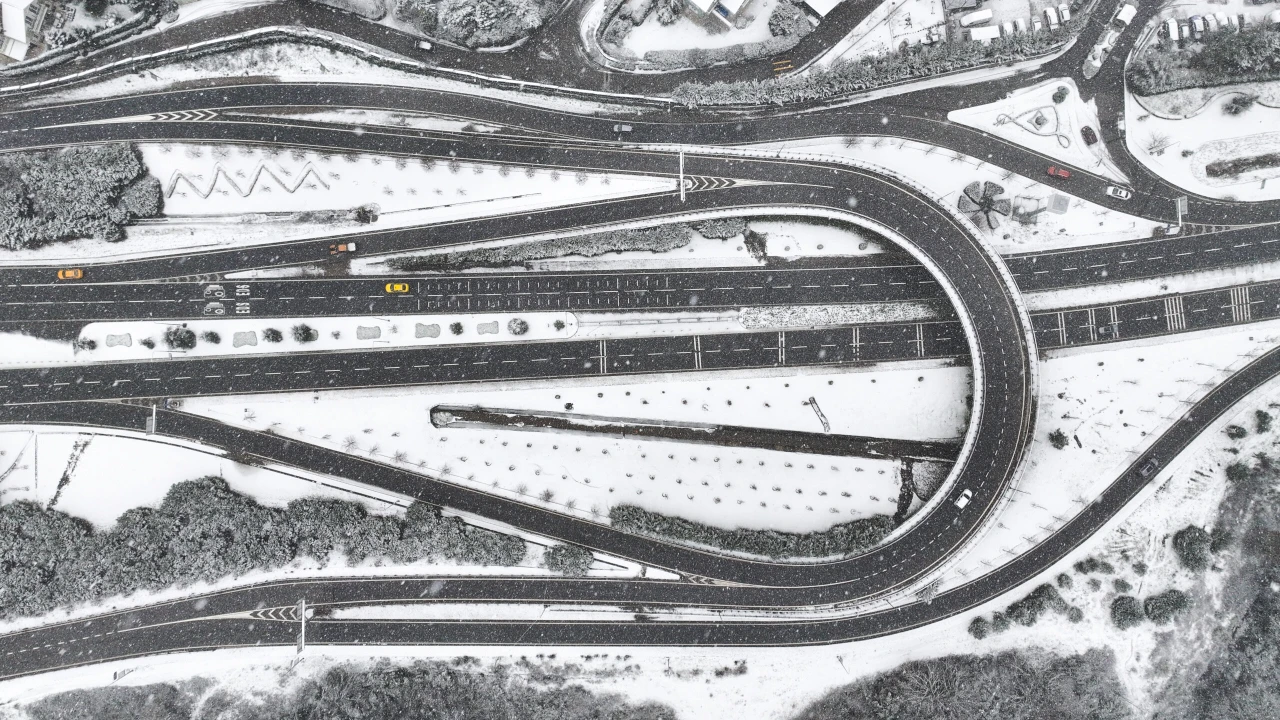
[0,323,965,405]
[6,112,1277,288]
[6,340,1280,678]
[4,134,1036,594]
[0,263,945,322]
[11,80,1280,230]
[1005,223,1280,291]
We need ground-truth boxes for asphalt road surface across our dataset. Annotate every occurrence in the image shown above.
[2,330,1277,680]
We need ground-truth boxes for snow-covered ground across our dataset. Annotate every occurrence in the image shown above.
[0,144,674,265]
[178,363,971,535]
[949,78,1128,184]
[619,0,779,56]
[932,320,1280,598]
[751,136,1162,253]
[1128,83,1280,202]
[0,424,659,636]
[813,0,945,68]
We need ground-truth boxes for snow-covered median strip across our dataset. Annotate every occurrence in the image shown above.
[740,302,939,329]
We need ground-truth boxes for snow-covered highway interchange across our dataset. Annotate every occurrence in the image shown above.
[3,0,1280,714]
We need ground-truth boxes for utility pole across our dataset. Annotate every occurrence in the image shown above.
[679,151,685,203]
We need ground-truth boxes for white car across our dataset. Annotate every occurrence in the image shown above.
[1105,186,1133,200]
[1058,3,1071,22]
[955,489,974,509]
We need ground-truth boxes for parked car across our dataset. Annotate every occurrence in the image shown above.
[1082,32,1116,79]
[1001,20,1015,36]
[202,302,226,316]
[1112,3,1136,27]
[385,282,410,294]
[1032,19,1044,32]
[1163,18,1179,40]
[1116,113,1126,136]
[1044,6,1060,30]
[1014,18,1028,33]
[960,9,993,27]
[1205,14,1219,33]
[1190,15,1206,39]
[1047,166,1071,179]
[1106,186,1133,200]
[416,40,432,51]
[56,268,83,281]
[1058,3,1071,21]
[955,489,974,509]
[329,242,358,255]
[1081,126,1098,145]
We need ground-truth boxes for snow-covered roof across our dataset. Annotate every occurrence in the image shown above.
[803,0,843,16]
[1,0,35,45]
[686,0,718,13]
[0,34,26,60]
[717,0,749,14]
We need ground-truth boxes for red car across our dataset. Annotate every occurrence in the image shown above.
[1047,166,1071,179]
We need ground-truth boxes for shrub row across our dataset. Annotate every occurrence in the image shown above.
[608,504,895,560]
[386,223,694,272]
[1111,589,1190,628]
[1128,26,1280,96]
[670,21,1078,107]
[0,144,162,250]
[27,660,676,720]
[0,476,525,619]
[968,584,1081,638]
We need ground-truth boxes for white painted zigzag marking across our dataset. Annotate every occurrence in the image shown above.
[165,162,331,199]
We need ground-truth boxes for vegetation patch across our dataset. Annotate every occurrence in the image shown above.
[387,224,694,272]
[671,23,1077,107]
[793,649,1130,720]
[0,144,162,250]
[544,543,595,576]
[394,0,561,49]
[24,660,674,720]
[1128,27,1280,96]
[1206,152,1280,179]
[609,504,895,560]
[0,477,524,620]
[967,584,1079,639]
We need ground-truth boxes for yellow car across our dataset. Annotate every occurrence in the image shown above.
[57,268,84,281]
[385,282,410,294]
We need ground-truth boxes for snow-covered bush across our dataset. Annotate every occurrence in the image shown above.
[394,0,559,48]
[692,217,747,239]
[609,504,895,559]
[0,144,162,250]
[388,222,695,272]
[312,0,388,20]
[544,543,594,576]
[672,19,1079,106]
[163,326,197,350]
[292,323,320,343]
[0,477,526,620]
